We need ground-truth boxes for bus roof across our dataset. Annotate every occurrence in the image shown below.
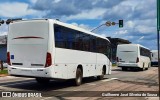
[118,44,150,50]
[10,18,110,43]
[151,50,158,52]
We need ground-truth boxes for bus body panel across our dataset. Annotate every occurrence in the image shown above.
[117,44,151,69]
[96,53,111,75]
[117,44,138,64]
[54,48,97,78]
[8,20,49,68]
[139,56,150,68]
[8,19,112,80]
[8,20,49,77]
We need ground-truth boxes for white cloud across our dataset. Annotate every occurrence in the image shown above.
[139,36,144,40]
[30,0,38,4]
[0,32,7,36]
[126,21,135,28]
[54,0,61,3]
[99,33,106,37]
[67,8,106,20]
[71,22,78,26]
[0,25,8,36]
[121,0,139,8]
[136,25,155,34]
[0,2,44,17]
[71,22,91,30]
[115,30,128,35]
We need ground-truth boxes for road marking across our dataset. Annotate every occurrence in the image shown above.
[40,97,53,100]
[86,83,96,85]
[101,78,118,82]
[73,89,79,91]
[0,80,36,87]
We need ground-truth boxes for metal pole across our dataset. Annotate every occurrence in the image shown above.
[157,30,160,97]
[158,30,160,67]
[156,0,160,96]
[0,60,3,71]
[90,24,105,32]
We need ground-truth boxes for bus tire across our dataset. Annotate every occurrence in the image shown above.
[36,78,50,84]
[146,63,150,70]
[75,68,82,86]
[141,63,145,71]
[97,68,105,80]
[122,67,127,71]
[141,67,145,71]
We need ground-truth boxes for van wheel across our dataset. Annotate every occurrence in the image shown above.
[36,78,50,84]
[97,68,105,80]
[75,68,82,86]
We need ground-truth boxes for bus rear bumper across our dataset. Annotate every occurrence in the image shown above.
[8,66,53,78]
[117,63,139,68]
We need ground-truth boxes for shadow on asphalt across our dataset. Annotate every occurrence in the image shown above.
[112,67,149,72]
[1,77,108,91]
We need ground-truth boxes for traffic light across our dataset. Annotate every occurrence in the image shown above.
[119,20,123,28]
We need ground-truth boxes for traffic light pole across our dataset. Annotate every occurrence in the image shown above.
[90,20,123,32]
[90,24,105,32]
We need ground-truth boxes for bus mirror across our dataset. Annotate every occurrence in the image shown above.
[6,19,12,25]
[0,20,4,24]
[6,18,22,25]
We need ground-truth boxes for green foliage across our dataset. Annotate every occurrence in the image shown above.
[0,70,8,74]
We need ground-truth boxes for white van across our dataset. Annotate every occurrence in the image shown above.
[116,44,151,71]
[151,50,158,66]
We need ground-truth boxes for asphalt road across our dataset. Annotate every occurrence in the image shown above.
[0,66,159,100]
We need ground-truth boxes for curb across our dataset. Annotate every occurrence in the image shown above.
[0,74,8,77]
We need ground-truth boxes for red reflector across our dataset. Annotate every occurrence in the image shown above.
[7,52,11,65]
[136,57,139,63]
[45,52,52,67]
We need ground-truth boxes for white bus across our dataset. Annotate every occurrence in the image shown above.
[116,44,151,71]
[151,50,158,66]
[7,19,112,85]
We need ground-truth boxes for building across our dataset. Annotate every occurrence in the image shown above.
[0,35,7,62]
[107,37,131,63]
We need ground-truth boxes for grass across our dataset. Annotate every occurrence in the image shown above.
[0,69,8,74]
[112,63,117,67]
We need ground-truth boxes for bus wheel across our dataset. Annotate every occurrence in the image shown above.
[122,67,127,71]
[97,68,105,80]
[141,63,145,71]
[75,68,82,86]
[36,78,50,84]
[141,67,145,71]
[146,63,150,70]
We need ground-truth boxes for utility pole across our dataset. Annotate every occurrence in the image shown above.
[157,0,160,97]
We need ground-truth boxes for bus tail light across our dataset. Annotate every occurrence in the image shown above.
[45,52,52,67]
[116,57,119,62]
[136,57,139,63]
[7,52,11,65]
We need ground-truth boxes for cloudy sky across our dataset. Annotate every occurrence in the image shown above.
[0,0,157,50]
